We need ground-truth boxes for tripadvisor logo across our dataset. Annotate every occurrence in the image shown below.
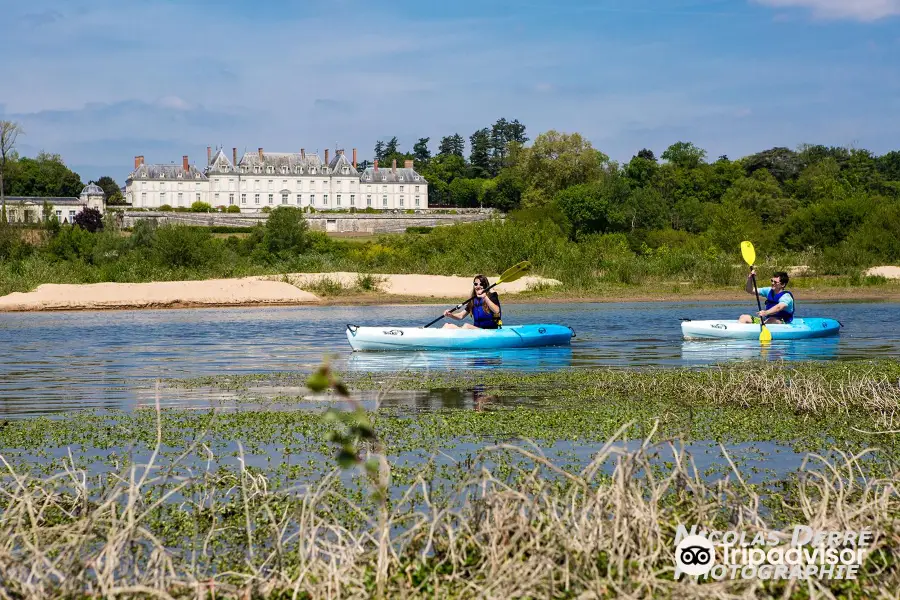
[675,535,715,577]
[673,524,874,581]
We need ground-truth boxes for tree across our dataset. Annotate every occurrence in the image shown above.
[262,206,309,256]
[876,150,900,181]
[661,141,707,169]
[554,172,631,239]
[742,147,802,183]
[373,141,386,162]
[383,136,399,157]
[517,130,608,207]
[636,148,656,161]
[5,152,83,198]
[489,118,528,174]
[94,176,125,204]
[74,207,103,232]
[438,134,465,157]
[1,120,23,222]
[413,138,431,165]
[469,128,492,177]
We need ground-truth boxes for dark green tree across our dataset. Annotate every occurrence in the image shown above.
[438,134,465,157]
[413,138,431,165]
[469,128,492,177]
[73,207,103,232]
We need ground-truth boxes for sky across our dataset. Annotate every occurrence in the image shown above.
[1,0,899,186]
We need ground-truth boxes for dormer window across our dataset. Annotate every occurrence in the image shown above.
[342,167,349,174]
[310,168,317,175]
[415,176,420,181]
[399,176,404,181]
[160,173,166,178]
[267,166,274,174]
[254,166,261,173]
[220,164,229,172]
[295,167,302,174]
[281,166,287,174]
[177,172,183,178]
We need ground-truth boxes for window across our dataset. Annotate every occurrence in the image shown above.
[268,180,273,191]
[161,182,166,190]
[229,193,235,205]
[254,180,260,191]
[282,179,287,188]
[399,186,404,192]
[350,194,355,206]
[281,193,288,204]
[242,193,247,205]
[281,166,287,174]
[415,196,420,207]
[215,193,220,203]
[161,192,166,203]
[382,185,387,192]
[400,197,404,207]
[399,176,404,181]
[367,195,372,206]
[336,194,341,206]
[415,186,420,192]
[342,167,349,174]
[255,194,260,204]
[382,195,387,207]
[310,168,317,175]
[178,192,183,204]
[254,166,261,173]
[268,194,273,204]
[310,194,315,205]
[141,192,147,203]
[267,166,274,173]
[323,194,328,205]
[296,194,302,204]
[69,210,76,220]
[415,176,420,181]
[55,210,62,219]
[178,182,183,190]
[196,193,201,202]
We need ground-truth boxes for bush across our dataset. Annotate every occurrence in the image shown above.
[261,206,310,257]
[226,205,241,213]
[74,208,103,233]
[405,226,433,234]
[190,201,213,212]
[158,204,173,211]
[151,224,216,268]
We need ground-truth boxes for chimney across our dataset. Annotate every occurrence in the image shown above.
[233,147,237,166]
[134,156,141,169]
[183,155,189,171]
[352,148,357,168]
[391,158,397,173]
[374,159,379,172]
[258,147,264,161]
[301,148,305,160]
[325,149,330,164]
[404,159,413,169]
[207,146,211,165]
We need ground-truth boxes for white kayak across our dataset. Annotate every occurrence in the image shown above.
[681,318,841,340]
[346,323,575,351]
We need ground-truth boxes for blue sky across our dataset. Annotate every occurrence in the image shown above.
[1,0,898,185]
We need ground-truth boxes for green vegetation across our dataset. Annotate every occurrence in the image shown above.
[2,118,900,298]
[2,360,900,598]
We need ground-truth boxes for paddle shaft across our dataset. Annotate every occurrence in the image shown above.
[423,281,500,328]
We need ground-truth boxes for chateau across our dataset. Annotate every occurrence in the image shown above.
[124,146,429,212]
[3,183,106,224]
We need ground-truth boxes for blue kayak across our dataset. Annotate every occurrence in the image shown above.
[346,323,575,351]
[681,317,841,340]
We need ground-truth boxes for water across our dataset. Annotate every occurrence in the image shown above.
[1,300,898,416]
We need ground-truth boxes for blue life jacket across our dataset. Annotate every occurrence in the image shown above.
[765,289,794,323]
[472,293,501,329]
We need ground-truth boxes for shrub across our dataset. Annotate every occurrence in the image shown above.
[158,204,173,211]
[151,224,215,268]
[190,201,213,213]
[226,205,241,213]
[74,207,103,233]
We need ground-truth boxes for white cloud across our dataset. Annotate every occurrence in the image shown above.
[752,0,900,21]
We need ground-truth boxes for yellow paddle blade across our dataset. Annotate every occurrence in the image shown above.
[496,261,532,285]
[740,241,756,267]
[760,324,772,342]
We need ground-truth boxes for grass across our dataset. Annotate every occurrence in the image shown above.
[3,361,900,597]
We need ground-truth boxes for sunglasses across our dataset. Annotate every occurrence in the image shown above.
[473,283,483,288]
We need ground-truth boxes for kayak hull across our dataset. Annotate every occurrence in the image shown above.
[681,318,841,340]
[346,323,574,351]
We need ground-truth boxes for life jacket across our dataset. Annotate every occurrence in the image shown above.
[472,294,501,329]
[765,289,794,323]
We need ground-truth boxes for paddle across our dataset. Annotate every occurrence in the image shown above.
[740,241,772,342]
[423,261,532,328]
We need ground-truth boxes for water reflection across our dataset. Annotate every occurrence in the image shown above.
[346,346,574,373]
[680,336,842,365]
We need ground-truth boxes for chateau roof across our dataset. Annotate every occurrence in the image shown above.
[82,183,104,196]
[5,196,85,205]
[128,163,208,180]
[360,166,426,183]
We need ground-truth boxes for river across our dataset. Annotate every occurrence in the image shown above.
[1,300,898,417]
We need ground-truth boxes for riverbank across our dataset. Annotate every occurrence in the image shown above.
[2,270,900,311]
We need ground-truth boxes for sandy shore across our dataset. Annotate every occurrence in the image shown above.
[0,272,561,312]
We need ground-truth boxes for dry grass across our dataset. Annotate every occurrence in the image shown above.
[1,400,899,599]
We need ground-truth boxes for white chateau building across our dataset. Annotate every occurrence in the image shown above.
[124,146,429,212]
[4,183,106,224]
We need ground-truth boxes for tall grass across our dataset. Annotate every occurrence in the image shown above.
[2,410,898,599]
